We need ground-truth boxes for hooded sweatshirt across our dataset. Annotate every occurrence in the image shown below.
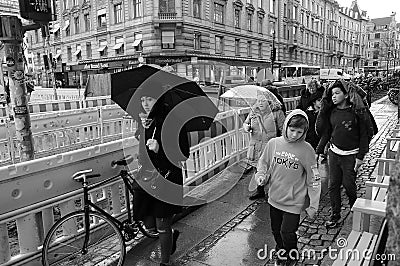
[256,109,321,215]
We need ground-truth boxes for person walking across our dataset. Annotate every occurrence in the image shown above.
[296,79,325,111]
[255,110,321,266]
[243,90,285,200]
[134,87,189,266]
[304,89,323,150]
[260,79,287,114]
[315,79,372,229]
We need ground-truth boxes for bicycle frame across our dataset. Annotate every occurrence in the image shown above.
[79,169,138,250]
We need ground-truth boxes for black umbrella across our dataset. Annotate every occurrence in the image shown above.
[111,65,219,132]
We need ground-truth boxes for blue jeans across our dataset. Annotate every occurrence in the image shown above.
[328,150,357,217]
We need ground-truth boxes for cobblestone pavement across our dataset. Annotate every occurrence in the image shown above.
[122,97,397,266]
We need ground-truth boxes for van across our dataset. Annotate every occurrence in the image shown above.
[320,68,351,81]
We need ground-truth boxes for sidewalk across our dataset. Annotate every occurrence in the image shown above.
[122,96,398,266]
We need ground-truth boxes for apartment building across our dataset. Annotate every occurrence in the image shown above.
[365,13,400,75]
[24,0,371,87]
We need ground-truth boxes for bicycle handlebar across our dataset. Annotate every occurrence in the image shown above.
[111,155,134,167]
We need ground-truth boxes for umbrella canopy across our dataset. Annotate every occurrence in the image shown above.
[220,85,271,99]
[111,65,219,132]
[220,85,281,110]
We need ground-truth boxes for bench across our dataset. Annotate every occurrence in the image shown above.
[385,128,400,159]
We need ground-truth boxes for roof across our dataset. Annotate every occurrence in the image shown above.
[371,17,392,26]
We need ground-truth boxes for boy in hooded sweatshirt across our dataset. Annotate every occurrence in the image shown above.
[255,109,321,265]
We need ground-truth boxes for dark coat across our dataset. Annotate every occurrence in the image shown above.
[266,86,286,114]
[296,86,325,111]
[134,103,190,218]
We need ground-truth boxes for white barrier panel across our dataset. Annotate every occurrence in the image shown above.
[30,88,81,102]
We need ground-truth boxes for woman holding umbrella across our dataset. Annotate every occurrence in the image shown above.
[134,87,190,266]
[243,89,285,200]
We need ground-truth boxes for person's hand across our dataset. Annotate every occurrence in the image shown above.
[305,207,317,219]
[354,158,363,172]
[243,123,251,132]
[146,139,159,153]
[255,173,266,186]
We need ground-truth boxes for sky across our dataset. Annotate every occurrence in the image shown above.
[335,0,400,21]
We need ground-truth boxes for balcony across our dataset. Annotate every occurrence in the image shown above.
[158,12,177,20]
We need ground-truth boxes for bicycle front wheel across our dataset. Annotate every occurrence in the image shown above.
[42,211,126,266]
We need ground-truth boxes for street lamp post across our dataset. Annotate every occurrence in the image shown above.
[271,30,276,78]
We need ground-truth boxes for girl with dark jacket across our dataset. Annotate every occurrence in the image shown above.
[134,88,190,266]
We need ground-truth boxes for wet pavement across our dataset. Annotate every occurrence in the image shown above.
[122,96,398,266]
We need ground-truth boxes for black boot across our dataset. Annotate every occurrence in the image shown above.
[249,185,265,200]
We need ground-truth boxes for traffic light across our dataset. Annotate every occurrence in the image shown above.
[271,48,276,62]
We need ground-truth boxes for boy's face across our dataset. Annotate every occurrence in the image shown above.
[287,126,305,142]
[331,87,347,105]
[313,98,322,110]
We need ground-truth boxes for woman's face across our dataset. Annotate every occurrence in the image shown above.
[256,98,269,112]
[308,84,317,94]
[141,96,157,114]
[331,87,347,105]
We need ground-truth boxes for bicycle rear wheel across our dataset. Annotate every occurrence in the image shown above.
[42,210,126,266]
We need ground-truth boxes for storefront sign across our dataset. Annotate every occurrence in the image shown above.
[19,0,53,21]
[84,63,109,70]
[14,106,28,115]
[154,58,184,64]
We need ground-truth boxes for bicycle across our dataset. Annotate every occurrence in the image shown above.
[41,155,159,266]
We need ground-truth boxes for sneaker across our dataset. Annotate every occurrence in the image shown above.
[325,215,341,229]
[171,229,180,255]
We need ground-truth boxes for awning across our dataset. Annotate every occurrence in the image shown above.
[132,39,142,47]
[97,9,106,16]
[97,45,107,52]
[62,20,70,31]
[51,24,60,33]
[112,42,124,50]
[73,49,81,56]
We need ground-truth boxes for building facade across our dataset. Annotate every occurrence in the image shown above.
[365,13,400,75]
[24,0,371,87]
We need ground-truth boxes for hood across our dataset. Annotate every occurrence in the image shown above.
[282,109,309,143]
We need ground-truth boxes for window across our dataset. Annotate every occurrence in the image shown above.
[283,25,287,39]
[214,3,224,23]
[113,37,124,55]
[84,14,90,31]
[35,30,39,43]
[86,42,92,58]
[132,0,142,18]
[283,3,287,17]
[114,3,123,23]
[97,9,107,28]
[193,0,201,18]
[98,40,108,57]
[74,44,82,60]
[162,31,175,49]
[375,33,380,39]
[258,43,262,58]
[234,9,240,28]
[247,13,252,31]
[159,0,175,12]
[235,39,240,55]
[258,17,263,33]
[215,36,223,54]
[63,0,68,10]
[73,0,78,6]
[194,32,201,50]
[374,42,379,48]
[67,46,72,61]
[293,6,297,20]
[37,52,41,64]
[74,16,80,34]
[133,33,143,51]
[247,41,252,57]
[270,0,275,14]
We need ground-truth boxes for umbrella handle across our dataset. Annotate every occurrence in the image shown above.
[151,127,156,139]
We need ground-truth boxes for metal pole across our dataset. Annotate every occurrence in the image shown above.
[271,31,275,79]
[0,15,35,161]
